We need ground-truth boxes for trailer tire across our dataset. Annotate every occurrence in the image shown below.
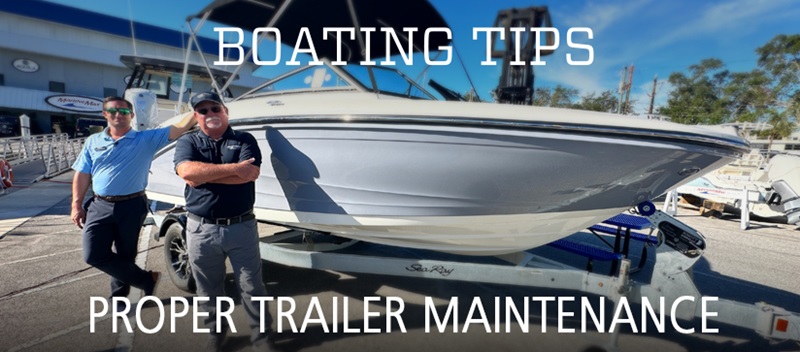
[163,222,196,293]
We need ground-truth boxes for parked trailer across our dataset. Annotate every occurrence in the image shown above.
[146,206,800,349]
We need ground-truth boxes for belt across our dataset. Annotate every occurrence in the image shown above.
[95,191,146,202]
[188,212,255,226]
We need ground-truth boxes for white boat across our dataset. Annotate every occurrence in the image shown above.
[677,150,779,218]
[677,143,800,225]
[145,0,749,255]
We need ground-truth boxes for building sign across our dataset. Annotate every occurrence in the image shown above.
[170,73,191,94]
[12,58,39,73]
[45,95,104,113]
[124,75,145,87]
[170,83,189,94]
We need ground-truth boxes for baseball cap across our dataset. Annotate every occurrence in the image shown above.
[190,91,225,108]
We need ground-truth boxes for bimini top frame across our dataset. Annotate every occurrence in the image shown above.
[179,0,452,102]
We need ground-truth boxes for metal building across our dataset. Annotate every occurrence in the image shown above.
[0,0,258,137]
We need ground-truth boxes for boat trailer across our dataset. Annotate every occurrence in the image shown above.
[147,206,800,349]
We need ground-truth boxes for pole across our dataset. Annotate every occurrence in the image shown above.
[623,65,634,114]
[617,66,627,114]
[648,74,658,115]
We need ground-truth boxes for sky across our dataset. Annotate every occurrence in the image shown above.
[42,0,800,115]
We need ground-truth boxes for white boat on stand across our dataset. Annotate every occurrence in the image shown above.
[142,0,799,346]
[674,150,800,228]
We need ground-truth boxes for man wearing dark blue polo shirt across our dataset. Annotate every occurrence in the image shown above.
[173,91,274,351]
[71,96,196,303]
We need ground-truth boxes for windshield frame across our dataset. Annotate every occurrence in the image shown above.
[234,59,440,102]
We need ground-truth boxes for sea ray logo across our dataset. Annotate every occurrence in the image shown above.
[405,264,454,276]
[94,146,108,151]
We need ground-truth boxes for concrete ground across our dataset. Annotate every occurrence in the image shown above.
[1,170,799,352]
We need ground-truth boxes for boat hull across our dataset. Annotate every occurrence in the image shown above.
[147,118,738,255]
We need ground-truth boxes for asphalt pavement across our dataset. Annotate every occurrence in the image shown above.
[1,170,799,352]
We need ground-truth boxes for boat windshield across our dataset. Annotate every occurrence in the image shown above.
[342,66,436,100]
[241,63,438,101]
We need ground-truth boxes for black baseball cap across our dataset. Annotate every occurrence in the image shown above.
[191,91,225,108]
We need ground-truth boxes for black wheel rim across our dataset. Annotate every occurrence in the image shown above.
[168,234,192,280]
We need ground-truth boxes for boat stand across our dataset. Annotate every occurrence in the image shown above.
[256,210,800,348]
[666,187,761,230]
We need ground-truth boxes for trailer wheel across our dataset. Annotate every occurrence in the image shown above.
[163,222,196,293]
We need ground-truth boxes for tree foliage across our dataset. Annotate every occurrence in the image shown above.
[531,86,626,113]
[658,34,799,139]
[658,58,730,124]
[755,34,800,140]
[575,90,620,113]
[531,86,579,108]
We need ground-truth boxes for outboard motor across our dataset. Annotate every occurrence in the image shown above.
[125,88,158,131]
[765,154,800,224]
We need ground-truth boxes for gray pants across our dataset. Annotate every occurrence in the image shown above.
[186,217,271,346]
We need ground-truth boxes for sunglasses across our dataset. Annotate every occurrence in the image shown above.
[196,106,223,115]
[104,107,132,115]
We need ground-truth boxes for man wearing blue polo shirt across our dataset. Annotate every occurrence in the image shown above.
[71,96,196,302]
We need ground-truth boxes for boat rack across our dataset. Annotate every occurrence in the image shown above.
[666,186,762,230]
[255,210,800,346]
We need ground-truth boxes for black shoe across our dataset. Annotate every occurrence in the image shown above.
[111,297,129,314]
[143,271,160,296]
